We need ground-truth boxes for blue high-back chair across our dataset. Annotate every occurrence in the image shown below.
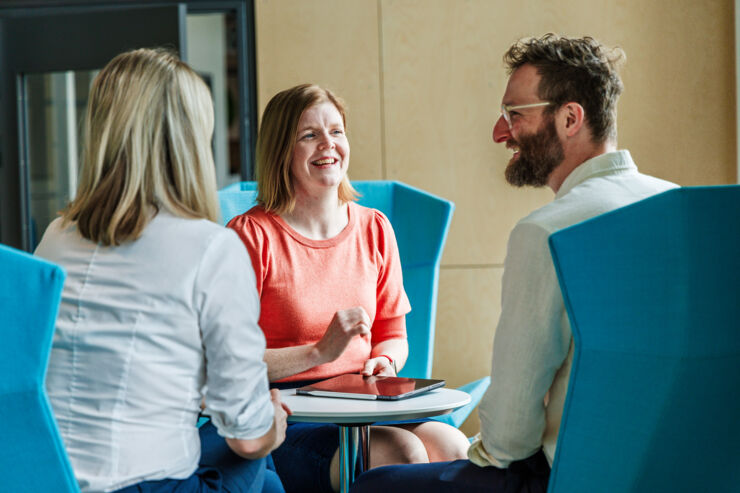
[547,186,740,493]
[219,181,489,428]
[0,244,79,492]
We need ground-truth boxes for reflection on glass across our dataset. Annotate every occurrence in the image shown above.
[186,11,242,187]
[25,70,94,249]
[24,13,241,249]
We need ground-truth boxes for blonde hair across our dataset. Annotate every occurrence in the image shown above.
[256,84,357,214]
[63,47,218,246]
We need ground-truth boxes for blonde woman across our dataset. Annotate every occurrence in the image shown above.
[35,48,287,493]
[227,84,469,493]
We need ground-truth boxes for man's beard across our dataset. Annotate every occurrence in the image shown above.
[505,116,564,187]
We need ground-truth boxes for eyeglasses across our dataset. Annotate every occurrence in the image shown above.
[500,102,552,129]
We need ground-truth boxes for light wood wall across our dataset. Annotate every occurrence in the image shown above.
[255,0,737,436]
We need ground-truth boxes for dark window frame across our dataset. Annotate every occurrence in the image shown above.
[0,0,257,251]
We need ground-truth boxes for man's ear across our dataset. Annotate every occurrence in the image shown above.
[561,102,585,137]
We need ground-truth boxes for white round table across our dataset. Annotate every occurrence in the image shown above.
[279,388,470,492]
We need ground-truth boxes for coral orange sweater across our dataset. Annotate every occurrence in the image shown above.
[228,202,411,382]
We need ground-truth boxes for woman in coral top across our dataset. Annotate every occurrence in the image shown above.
[228,84,469,492]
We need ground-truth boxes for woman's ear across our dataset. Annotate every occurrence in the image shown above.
[561,102,585,137]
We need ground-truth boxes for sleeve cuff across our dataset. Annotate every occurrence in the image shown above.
[207,390,274,441]
[467,434,510,469]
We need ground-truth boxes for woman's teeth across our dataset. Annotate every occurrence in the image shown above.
[312,158,335,165]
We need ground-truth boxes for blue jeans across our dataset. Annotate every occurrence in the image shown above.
[349,452,550,493]
[113,421,285,493]
[271,422,339,493]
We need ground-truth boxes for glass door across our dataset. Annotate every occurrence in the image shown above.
[1,2,257,252]
[24,70,96,249]
[0,5,185,251]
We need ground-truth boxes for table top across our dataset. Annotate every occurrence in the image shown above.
[280,387,471,425]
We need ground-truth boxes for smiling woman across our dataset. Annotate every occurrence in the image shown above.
[253,84,357,216]
[290,101,351,213]
[226,84,470,492]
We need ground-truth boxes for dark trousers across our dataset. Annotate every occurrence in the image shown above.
[113,421,285,493]
[349,451,550,493]
[270,422,340,493]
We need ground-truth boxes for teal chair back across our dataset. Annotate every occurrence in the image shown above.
[219,180,452,378]
[219,181,259,230]
[0,244,79,492]
[547,186,740,493]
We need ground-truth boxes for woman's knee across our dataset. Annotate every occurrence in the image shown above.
[369,426,429,467]
[399,421,470,461]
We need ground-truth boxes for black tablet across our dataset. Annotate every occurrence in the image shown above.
[296,374,445,401]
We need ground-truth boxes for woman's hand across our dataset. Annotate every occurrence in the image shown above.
[225,388,291,459]
[314,307,371,364]
[270,388,290,449]
[361,356,396,376]
[264,307,373,381]
[364,337,407,377]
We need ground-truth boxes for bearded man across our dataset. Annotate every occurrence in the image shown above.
[351,34,677,493]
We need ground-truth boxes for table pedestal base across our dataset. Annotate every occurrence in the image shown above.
[338,424,370,493]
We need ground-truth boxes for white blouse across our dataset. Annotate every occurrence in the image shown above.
[36,211,273,492]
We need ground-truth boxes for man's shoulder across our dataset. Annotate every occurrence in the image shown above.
[516,194,588,236]
[519,170,678,235]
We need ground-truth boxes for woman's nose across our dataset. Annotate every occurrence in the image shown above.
[317,131,335,149]
[493,115,511,143]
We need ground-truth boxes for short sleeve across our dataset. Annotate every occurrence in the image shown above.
[370,316,406,345]
[195,228,274,439]
[373,210,411,322]
[227,211,268,296]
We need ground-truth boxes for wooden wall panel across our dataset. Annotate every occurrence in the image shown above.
[255,0,736,437]
[255,0,384,180]
[434,267,503,436]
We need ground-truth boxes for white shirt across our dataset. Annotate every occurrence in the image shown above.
[468,150,678,468]
[36,211,274,492]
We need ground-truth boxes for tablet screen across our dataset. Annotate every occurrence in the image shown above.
[296,374,445,400]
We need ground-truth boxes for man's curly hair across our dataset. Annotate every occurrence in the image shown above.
[504,34,626,143]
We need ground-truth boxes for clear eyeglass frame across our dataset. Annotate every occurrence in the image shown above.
[501,101,553,129]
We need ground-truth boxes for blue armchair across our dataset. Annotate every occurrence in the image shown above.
[547,185,740,493]
[219,181,489,428]
[0,244,79,492]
